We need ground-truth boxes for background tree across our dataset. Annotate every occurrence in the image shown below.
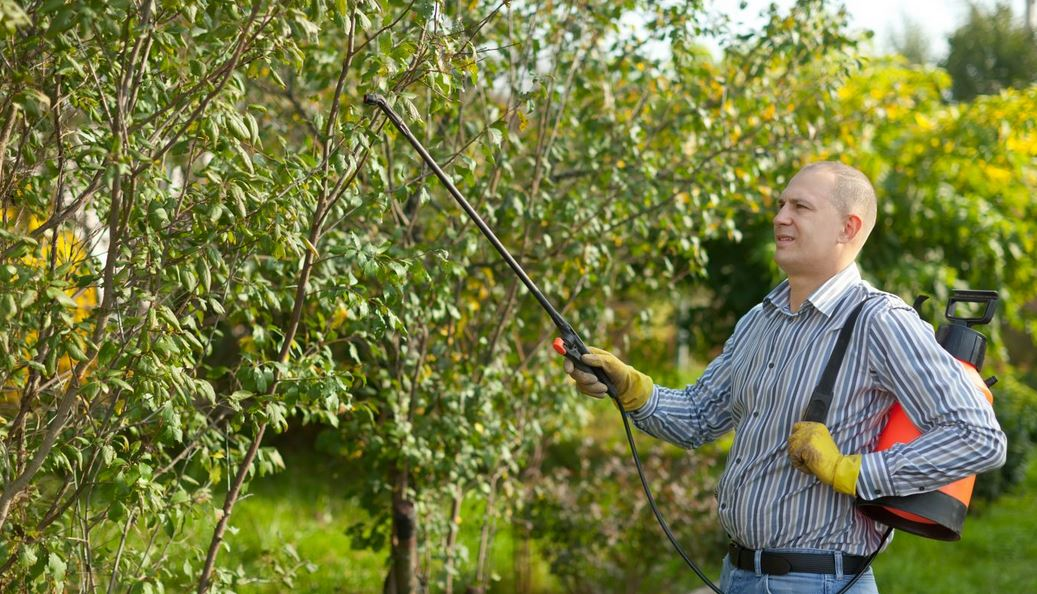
[944,2,1037,101]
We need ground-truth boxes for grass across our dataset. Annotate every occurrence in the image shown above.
[198,440,1037,593]
[188,444,558,593]
[181,349,1034,593]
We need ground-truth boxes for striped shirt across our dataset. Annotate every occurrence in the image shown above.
[631,263,1006,555]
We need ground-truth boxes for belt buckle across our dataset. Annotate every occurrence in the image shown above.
[760,554,793,576]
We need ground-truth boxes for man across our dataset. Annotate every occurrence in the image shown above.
[564,162,1007,593]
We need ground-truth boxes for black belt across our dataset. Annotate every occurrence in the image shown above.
[727,542,868,576]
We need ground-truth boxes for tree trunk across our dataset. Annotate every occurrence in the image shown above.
[473,473,499,594]
[384,469,419,594]
[443,484,464,594]
[513,517,531,594]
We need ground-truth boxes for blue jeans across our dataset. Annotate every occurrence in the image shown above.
[719,550,879,594]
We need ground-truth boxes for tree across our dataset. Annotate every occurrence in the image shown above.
[943,2,1037,101]
[0,1,433,591]
[323,1,865,591]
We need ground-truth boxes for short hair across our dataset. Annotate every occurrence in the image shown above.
[797,161,877,239]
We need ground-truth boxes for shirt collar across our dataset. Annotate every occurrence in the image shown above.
[764,263,862,318]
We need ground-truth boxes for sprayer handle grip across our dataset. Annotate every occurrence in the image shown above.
[554,332,619,400]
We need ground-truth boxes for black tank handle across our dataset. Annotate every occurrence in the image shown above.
[945,290,998,327]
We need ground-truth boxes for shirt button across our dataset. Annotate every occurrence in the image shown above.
[768,362,775,369]
[753,411,760,417]
[721,503,728,510]
[736,457,743,464]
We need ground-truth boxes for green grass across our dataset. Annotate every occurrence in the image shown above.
[207,447,1037,593]
[182,379,1036,594]
[191,446,558,593]
[187,354,1037,592]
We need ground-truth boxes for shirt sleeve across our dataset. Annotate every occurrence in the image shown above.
[628,309,753,449]
[856,303,1007,500]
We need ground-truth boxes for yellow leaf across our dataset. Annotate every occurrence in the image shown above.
[516,110,528,132]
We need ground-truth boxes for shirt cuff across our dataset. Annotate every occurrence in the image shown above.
[857,451,896,500]
[629,385,660,421]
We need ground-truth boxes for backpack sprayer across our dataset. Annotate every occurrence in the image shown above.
[856,290,1000,540]
[364,93,1001,593]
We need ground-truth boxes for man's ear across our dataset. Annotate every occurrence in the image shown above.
[840,214,863,244]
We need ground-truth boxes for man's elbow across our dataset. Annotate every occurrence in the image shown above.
[976,427,1008,473]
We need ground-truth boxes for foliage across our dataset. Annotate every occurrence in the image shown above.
[324,1,867,590]
[684,56,1037,493]
[943,2,1037,101]
[0,0,421,591]
[529,434,724,594]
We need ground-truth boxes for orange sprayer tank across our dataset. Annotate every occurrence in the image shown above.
[856,290,999,541]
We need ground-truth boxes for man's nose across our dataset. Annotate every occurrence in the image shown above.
[774,204,792,225]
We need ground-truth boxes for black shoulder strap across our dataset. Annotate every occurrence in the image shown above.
[801,299,869,424]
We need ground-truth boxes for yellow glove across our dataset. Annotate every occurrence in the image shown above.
[787,421,862,496]
[563,347,653,411]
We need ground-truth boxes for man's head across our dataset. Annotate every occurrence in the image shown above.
[773,161,877,280]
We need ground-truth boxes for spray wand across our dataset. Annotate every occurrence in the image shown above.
[365,93,723,592]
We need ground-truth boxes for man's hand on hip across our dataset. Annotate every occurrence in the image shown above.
[787,421,862,496]
[563,347,653,412]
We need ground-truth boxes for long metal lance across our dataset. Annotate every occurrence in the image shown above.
[364,93,570,331]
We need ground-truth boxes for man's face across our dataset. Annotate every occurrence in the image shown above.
[773,170,846,277]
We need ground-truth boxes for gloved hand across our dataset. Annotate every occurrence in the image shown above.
[563,346,654,411]
[787,421,862,496]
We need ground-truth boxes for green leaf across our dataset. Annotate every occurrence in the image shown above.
[486,127,503,147]
[157,306,181,331]
[66,340,88,362]
[98,340,120,365]
[46,287,78,309]
[48,552,67,585]
[101,444,116,466]
[196,379,216,403]
[0,293,15,320]
[148,206,170,228]
[232,142,254,174]
[226,112,250,142]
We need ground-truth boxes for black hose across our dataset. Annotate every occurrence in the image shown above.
[620,408,724,593]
